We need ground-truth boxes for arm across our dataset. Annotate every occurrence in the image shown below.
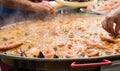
[0,0,33,10]
[0,0,54,14]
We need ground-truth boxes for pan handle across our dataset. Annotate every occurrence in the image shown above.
[71,59,112,68]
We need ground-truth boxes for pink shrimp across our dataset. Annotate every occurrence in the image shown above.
[100,36,117,43]
[96,5,111,11]
[0,42,23,50]
[107,0,119,6]
[44,47,55,58]
[63,50,77,58]
[62,41,76,58]
[85,39,98,47]
[85,39,107,49]
[112,3,120,9]
[105,48,116,55]
[85,49,99,57]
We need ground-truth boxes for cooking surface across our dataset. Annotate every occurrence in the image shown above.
[0,0,120,71]
[0,14,120,59]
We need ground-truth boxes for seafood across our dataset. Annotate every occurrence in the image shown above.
[104,48,116,55]
[92,0,120,14]
[85,39,98,47]
[44,47,55,58]
[0,42,23,50]
[85,49,99,57]
[100,36,117,43]
[63,50,77,58]
[0,15,120,58]
[85,39,107,49]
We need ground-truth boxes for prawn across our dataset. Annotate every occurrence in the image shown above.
[85,39,107,49]
[85,39,98,47]
[85,49,99,57]
[0,42,23,50]
[105,48,116,55]
[100,36,117,43]
[44,47,55,58]
[96,4,111,11]
[63,50,77,58]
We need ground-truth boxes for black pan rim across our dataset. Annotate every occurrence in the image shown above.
[0,53,120,61]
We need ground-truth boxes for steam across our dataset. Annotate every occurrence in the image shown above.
[0,0,55,27]
[2,12,54,27]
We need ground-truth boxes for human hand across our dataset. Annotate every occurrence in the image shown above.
[0,0,55,14]
[101,7,120,36]
[31,1,55,14]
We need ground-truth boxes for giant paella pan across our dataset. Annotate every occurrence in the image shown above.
[0,0,120,71]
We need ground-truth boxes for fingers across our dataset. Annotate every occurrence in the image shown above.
[31,1,55,14]
[43,1,52,9]
[101,16,115,34]
[101,6,120,36]
[106,17,115,34]
[101,16,109,32]
[42,1,55,14]
[101,15,120,36]
[115,20,120,35]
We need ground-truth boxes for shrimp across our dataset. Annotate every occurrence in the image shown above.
[44,47,55,58]
[104,48,116,55]
[100,36,117,43]
[107,0,119,6]
[95,0,120,14]
[98,9,111,14]
[112,3,120,9]
[85,49,99,57]
[85,39,98,47]
[62,41,77,58]
[85,39,107,49]
[63,50,77,58]
[96,5,111,11]
[0,42,23,50]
